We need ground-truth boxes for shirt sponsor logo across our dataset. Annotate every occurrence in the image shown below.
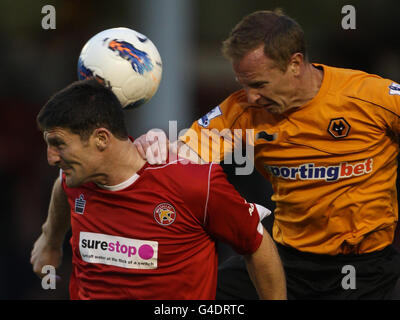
[265,158,373,182]
[79,232,158,269]
[389,82,400,96]
[154,203,176,226]
[198,106,222,128]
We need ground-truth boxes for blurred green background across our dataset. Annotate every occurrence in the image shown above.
[0,0,398,299]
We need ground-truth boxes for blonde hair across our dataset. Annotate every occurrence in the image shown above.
[222,9,307,71]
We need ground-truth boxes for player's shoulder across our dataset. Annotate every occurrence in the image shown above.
[321,63,397,105]
[224,89,249,105]
[143,158,217,180]
[346,72,398,111]
[143,159,223,198]
[219,89,262,114]
[197,89,263,129]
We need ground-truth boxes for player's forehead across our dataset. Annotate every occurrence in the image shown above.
[43,127,74,143]
[233,48,278,84]
[235,46,274,69]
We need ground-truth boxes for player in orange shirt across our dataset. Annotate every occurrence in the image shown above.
[136,10,400,299]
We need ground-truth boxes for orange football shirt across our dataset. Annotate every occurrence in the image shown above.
[180,63,400,255]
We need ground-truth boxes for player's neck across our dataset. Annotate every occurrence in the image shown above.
[294,63,323,107]
[100,140,146,186]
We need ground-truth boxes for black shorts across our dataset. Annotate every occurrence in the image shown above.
[216,244,400,300]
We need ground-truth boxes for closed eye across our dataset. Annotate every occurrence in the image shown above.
[248,81,268,89]
[46,137,66,149]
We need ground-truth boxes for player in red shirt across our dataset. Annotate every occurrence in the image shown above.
[30,79,286,299]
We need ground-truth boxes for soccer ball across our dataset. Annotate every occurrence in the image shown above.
[77,27,162,109]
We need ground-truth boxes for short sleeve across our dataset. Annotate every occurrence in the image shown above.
[178,90,252,163]
[352,78,400,133]
[203,163,270,255]
[383,81,400,133]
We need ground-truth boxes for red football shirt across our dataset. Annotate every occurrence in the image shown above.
[62,159,267,300]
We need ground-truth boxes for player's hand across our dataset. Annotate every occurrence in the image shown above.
[30,232,63,280]
[133,129,169,164]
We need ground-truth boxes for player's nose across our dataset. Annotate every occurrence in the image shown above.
[47,146,61,166]
[246,88,261,105]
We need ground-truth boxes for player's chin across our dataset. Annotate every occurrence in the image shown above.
[64,175,83,188]
[265,104,283,114]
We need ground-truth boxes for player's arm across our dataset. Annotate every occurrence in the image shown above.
[203,164,286,300]
[134,93,247,164]
[30,176,71,278]
[135,92,249,164]
[244,227,287,300]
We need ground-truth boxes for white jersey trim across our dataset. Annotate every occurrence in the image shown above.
[203,162,213,225]
[96,173,140,191]
[60,168,140,192]
[144,159,182,170]
[254,204,271,235]
[143,158,208,171]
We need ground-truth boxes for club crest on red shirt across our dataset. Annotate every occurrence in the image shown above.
[154,203,176,226]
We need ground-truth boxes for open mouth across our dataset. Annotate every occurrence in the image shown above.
[264,102,277,110]
[261,98,276,108]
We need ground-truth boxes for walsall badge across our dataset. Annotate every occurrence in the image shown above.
[154,203,176,226]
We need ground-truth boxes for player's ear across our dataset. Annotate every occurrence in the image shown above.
[288,52,304,76]
[93,128,111,151]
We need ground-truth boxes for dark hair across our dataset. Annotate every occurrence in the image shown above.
[37,79,128,140]
[222,9,307,71]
